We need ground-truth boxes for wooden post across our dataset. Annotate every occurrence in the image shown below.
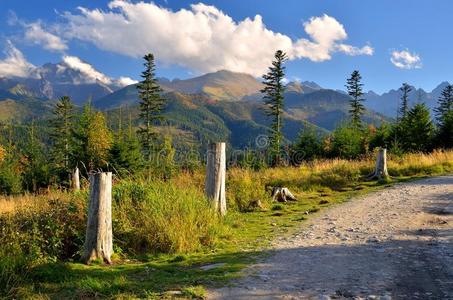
[82,172,113,264]
[367,148,389,180]
[205,143,227,216]
[72,167,80,191]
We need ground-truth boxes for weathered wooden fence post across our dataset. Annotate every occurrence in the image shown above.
[72,167,80,191]
[205,142,227,216]
[82,172,113,264]
[367,148,389,180]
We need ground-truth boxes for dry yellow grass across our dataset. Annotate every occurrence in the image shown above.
[1,150,452,215]
[0,191,72,214]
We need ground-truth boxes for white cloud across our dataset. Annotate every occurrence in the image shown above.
[24,22,68,52]
[337,44,374,56]
[0,41,37,78]
[62,55,137,87]
[116,76,138,86]
[58,2,373,76]
[391,49,422,69]
[62,55,113,84]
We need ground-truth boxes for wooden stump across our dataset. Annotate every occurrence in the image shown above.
[205,143,227,216]
[367,148,389,180]
[82,172,113,264]
[272,187,297,202]
[72,167,80,191]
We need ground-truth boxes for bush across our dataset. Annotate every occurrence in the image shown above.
[0,196,86,262]
[0,161,22,195]
[329,125,366,159]
[0,245,32,298]
[290,127,324,164]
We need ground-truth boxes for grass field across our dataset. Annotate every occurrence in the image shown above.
[1,150,452,299]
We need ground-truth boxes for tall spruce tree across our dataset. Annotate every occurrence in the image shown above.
[400,103,434,152]
[51,96,74,180]
[346,70,365,127]
[261,50,288,166]
[399,83,412,120]
[136,53,165,162]
[434,84,453,124]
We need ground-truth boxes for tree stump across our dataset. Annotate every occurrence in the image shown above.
[272,187,297,202]
[205,143,227,216]
[367,148,389,180]
[82,172,113,264]
[72,167,80,191]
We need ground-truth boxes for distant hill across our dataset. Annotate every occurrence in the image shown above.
[160,70,263,101]
[96,74,386,132]
[106,91,324,150]
[0,60,131,105]
[365,82,450,118]
[0,93,53,123]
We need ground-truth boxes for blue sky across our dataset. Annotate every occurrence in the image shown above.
[0,0,451,93]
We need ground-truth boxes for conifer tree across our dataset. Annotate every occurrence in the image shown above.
[110,118,143,176]
[261,50,288,166]
[436,110,453,148]
[434,84,453,124]
[136,53,165,162]
[346,70,365,127]
[400,103,434,152]
[51,96,75,182]
[22,122,50,192]
[399,83,412,120]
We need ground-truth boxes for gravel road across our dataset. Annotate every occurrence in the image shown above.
[209,175,453,300]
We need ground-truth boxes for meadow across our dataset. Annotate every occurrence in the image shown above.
[0,149,452,299]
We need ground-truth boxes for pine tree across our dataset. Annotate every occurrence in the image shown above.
[22,122,51,192]
[136,53,165,162]
[73,102,94,172]
[400,103,434,152]
[436,110,453,148]
[110,119,144,176]
[346,70,365,127]
[51,96,75,182]
[398,83,412,120]
[434,84,453,124]
[261,50,288,166]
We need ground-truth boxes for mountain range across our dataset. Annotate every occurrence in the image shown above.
[0,60,449,148]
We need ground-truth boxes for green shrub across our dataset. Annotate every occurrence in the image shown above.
[0,162,22,195]
[0,245,32,298]
[330,125,366,159]
[0,197,86,262]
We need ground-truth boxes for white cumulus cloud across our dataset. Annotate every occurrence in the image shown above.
[0,41,37,78]
[58,1,373,76]
[62,55,137,87]
[391,50,422,69]
[24,22,68,52]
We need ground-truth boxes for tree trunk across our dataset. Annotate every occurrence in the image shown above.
[72,167,80,191]
[367,148,389,180]
[205,143,226,216]
[82,172,113,264]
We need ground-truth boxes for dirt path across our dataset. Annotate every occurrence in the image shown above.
[209,176,453,300]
